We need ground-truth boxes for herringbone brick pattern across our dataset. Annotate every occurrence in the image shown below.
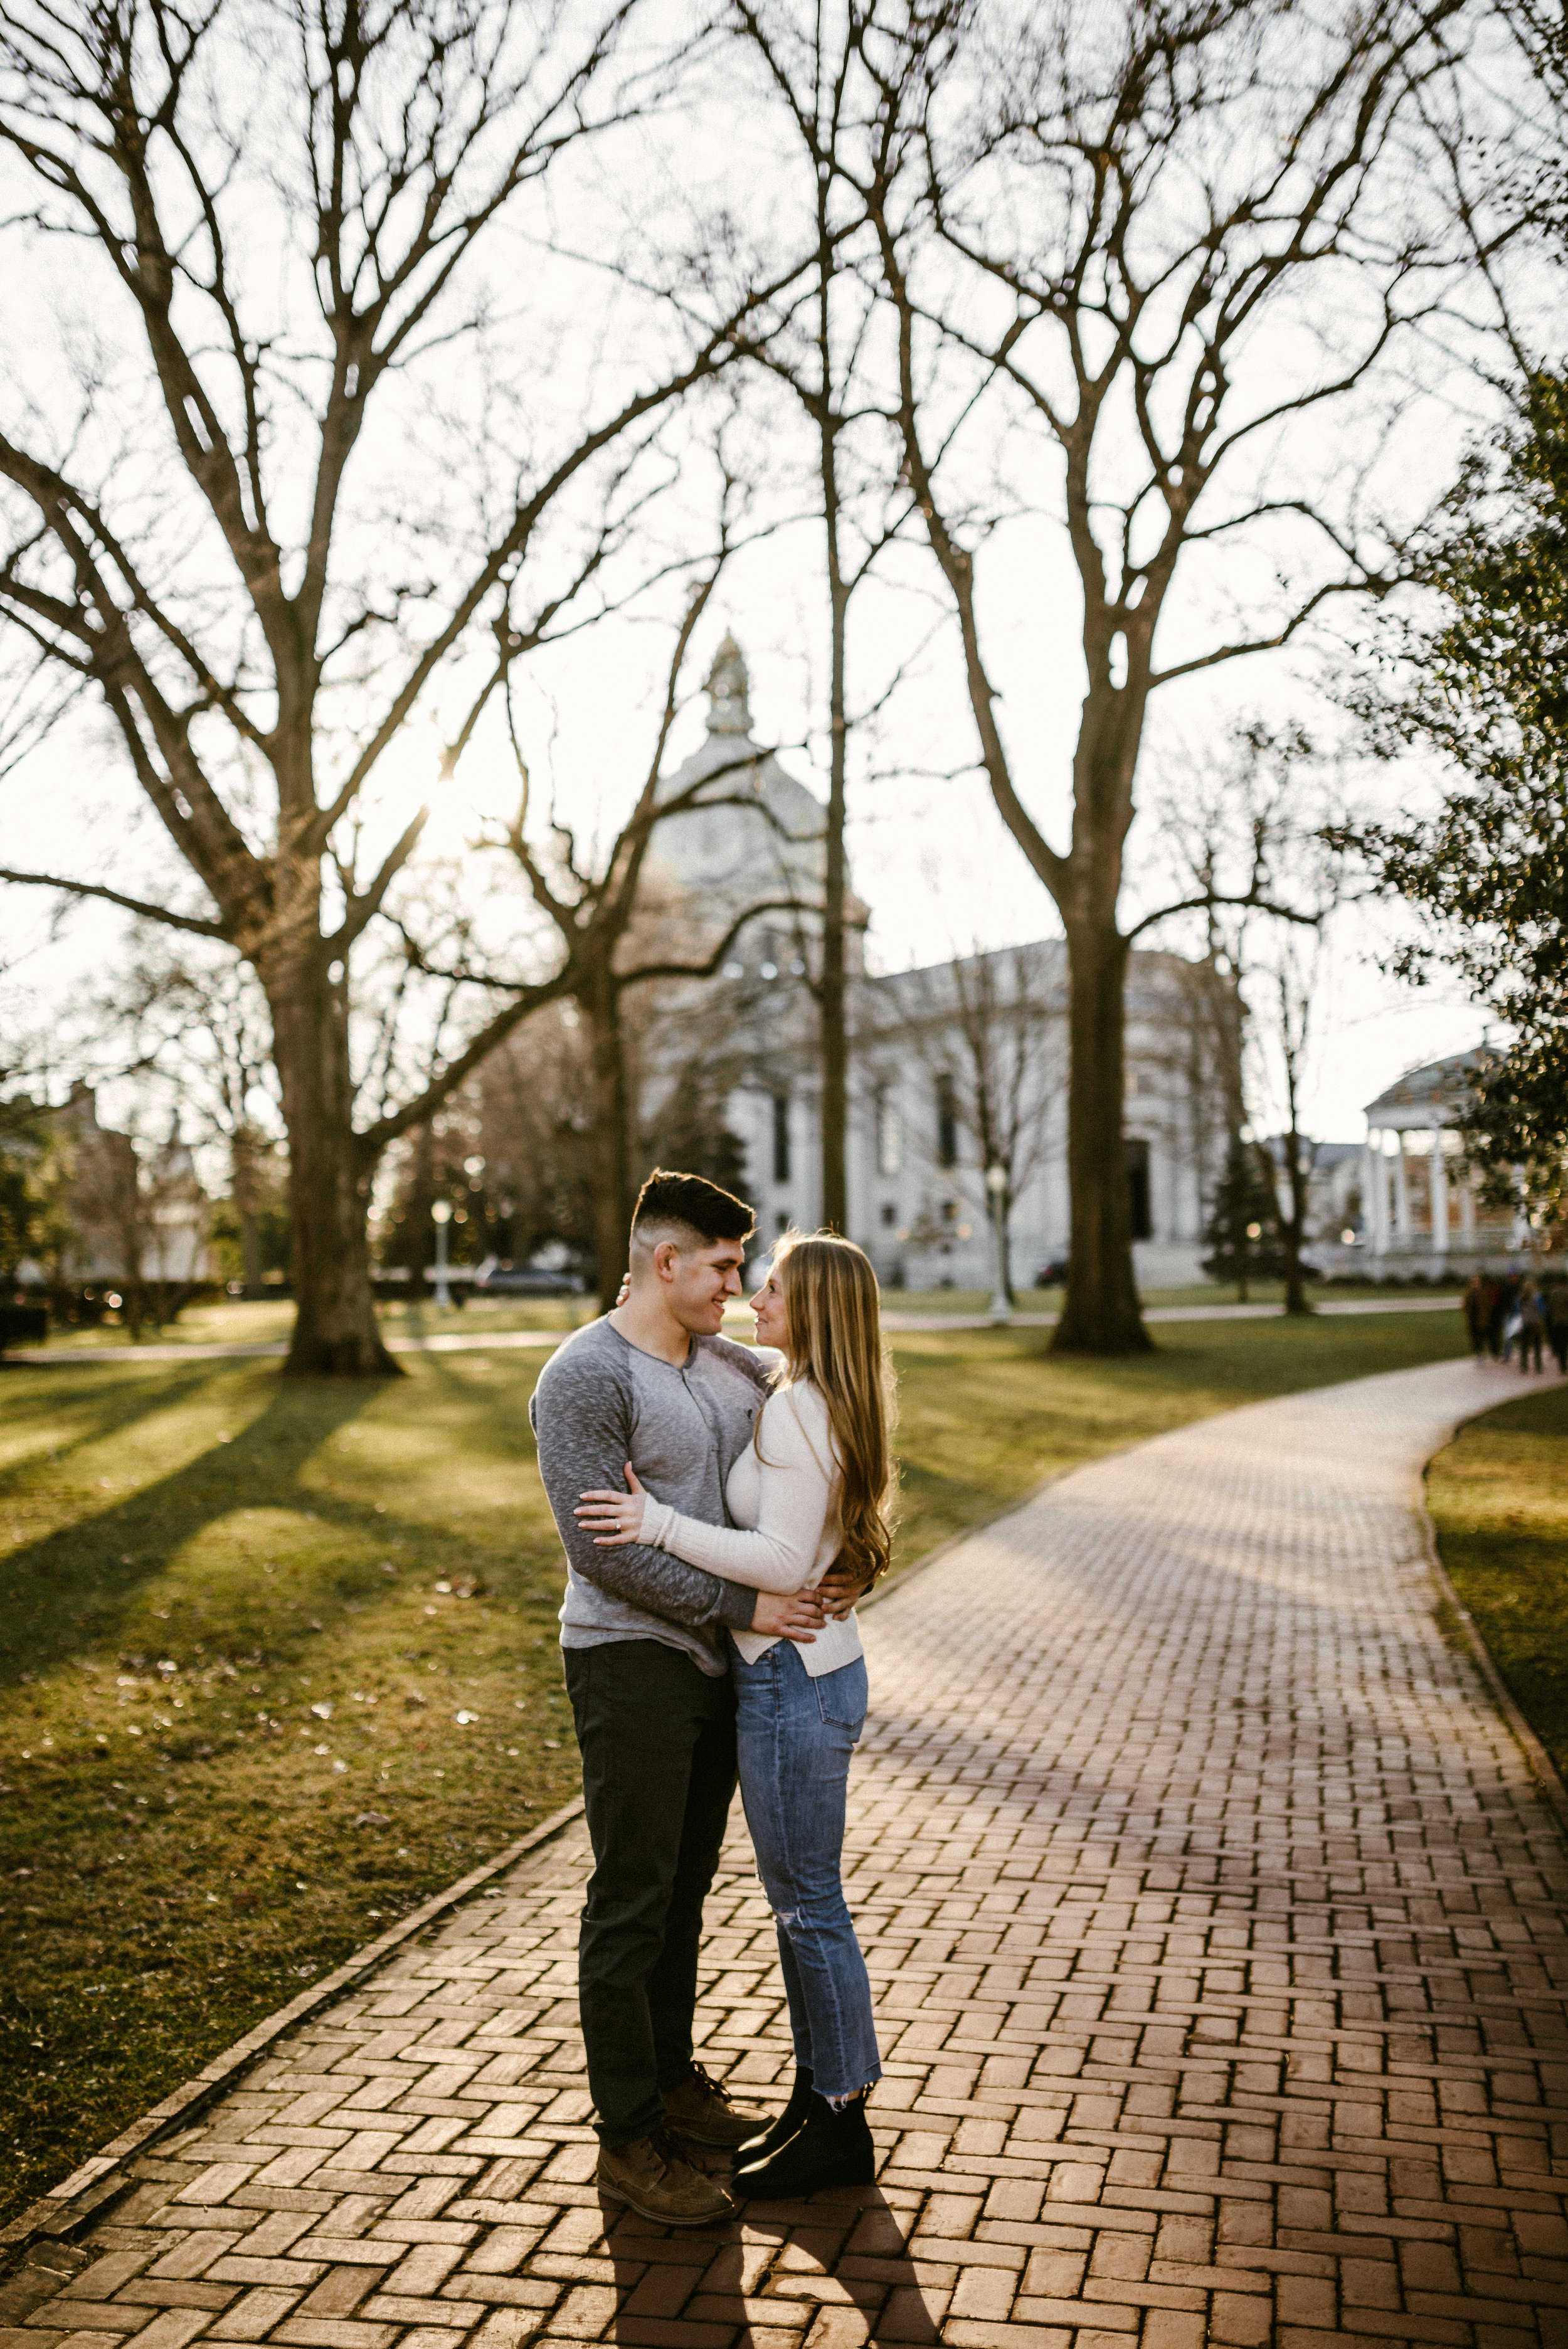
[9,1357,1567,2348]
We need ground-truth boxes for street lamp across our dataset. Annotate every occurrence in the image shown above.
[985,1163,1011,1325]
[431,1198,453,1310]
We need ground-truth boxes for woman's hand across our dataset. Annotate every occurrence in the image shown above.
[575,1464,648,1546]
[614,1271,631,1307]
[751,1588,827,1645]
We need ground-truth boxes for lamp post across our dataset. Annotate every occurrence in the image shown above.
[431,1198,453,1311]
[985,1162,1011,1325]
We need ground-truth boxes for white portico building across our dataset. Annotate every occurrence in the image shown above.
[1361,1053,1523,1278]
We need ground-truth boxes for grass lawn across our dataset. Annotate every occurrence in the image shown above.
[1426,1379,1568,1781]
[36,1293,600,1351]
[25,1278,1460,1355]
[0,1305,1468,2221]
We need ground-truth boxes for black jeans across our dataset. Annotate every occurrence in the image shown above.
[563,1638,737,2147]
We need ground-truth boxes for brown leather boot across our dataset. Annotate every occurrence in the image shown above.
[660,2060,775,2149]
[596,2128,735,2226]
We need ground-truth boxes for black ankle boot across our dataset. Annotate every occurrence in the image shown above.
[731,2089,874,2200]
[736,2065,813,2163]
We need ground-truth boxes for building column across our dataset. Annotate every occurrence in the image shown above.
[1365,1130,1385,1260]
[1429,1116,1448,1269]
[1460,1163,1476,1244]
[1393,1134,1411,1242]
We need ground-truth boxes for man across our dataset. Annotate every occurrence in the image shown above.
[531,1169,854,2225]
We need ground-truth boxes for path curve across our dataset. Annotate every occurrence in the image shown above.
[9,1354,1568,2349]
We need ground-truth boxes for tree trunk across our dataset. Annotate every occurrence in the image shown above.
[232,1128,265,1296]
[268,968,400,1378]
[1281,1135,1312,1316]
[1051,924,1152,1355]
[818,499,849,1231]
[815,205,850,1239]
[819,745,847,1235]
[585,980,634,1315]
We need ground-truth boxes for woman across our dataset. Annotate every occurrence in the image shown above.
[576,1229,893,2200]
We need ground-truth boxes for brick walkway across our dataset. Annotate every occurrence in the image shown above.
[11,1355,1568,2349]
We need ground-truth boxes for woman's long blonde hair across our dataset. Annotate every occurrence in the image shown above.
[765,1231,896,1585]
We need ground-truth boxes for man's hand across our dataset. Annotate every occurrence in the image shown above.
[751,1589,827,1645]
[817,1556,876,1618]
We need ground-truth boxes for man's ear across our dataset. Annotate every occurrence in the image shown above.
[652,1239,682,1284]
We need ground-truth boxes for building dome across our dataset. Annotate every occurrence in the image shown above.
[647,636,830,912]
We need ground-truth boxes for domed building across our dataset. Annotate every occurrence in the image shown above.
[635,639,1235,1288]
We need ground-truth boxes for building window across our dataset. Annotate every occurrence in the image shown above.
[771,1095,791,1184]
[881,1202,896,1228]
[936,1074,958,1169]
[876,1084,901,1177]
[1125,1137,1152,1241]
[776,1210,790,1236]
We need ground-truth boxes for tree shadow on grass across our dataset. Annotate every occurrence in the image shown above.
[0,1377,383,1687]
[0,1360,228,1478]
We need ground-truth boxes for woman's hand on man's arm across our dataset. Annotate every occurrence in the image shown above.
[576,1464,647,1545]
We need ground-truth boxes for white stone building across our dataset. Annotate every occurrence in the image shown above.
[1355,1052,1523,1278]
[644,642,1236,1290]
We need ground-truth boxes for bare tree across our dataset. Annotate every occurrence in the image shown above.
[895,942,1062,1298]
[432,554,818,1310]
[1149,721,1340,1312]
[714,0,915,1231]
[1264,936,1327,1317]
[0,0,798,1373]
[856,0,1480,1351]
[92,933,283,1294]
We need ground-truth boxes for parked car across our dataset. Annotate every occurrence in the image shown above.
[474,1258,585,1297]
[1033,1258,1069,1288]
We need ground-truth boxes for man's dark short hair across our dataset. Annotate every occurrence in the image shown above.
[632,1169,755,1248]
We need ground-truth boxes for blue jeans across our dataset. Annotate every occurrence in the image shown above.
[732,1640,881,2101]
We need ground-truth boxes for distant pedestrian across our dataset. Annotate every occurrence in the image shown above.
[1549,1281,1568,1375]
[1493,1273,1518,1360]
[1463,1272,1491,1357]
[1518,1280,1547,1374]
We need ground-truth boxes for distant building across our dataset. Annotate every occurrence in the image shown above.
[1350,1052,1522,1278]
[643,640,1239,1290]
[50,1088,213,1284]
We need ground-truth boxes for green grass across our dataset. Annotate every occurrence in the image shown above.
[29,1279,1460,1354]
[1426,1380,1568,1779]
[0,1305,1469,2221]
[38,1293,600,1351]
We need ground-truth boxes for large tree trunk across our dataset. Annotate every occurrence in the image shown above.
[819,758,847,1235]
[818,398,849,1235]
[1052,923,1152,1355]
[585,981,633,1315]
[268,968,399,1378]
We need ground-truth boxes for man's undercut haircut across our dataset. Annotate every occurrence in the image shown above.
[632,1169,755,1253]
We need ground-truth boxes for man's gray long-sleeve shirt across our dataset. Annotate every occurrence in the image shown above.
[529,1315,773,1676]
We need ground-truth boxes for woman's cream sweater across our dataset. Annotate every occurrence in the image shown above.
[638,1379,864,1677]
